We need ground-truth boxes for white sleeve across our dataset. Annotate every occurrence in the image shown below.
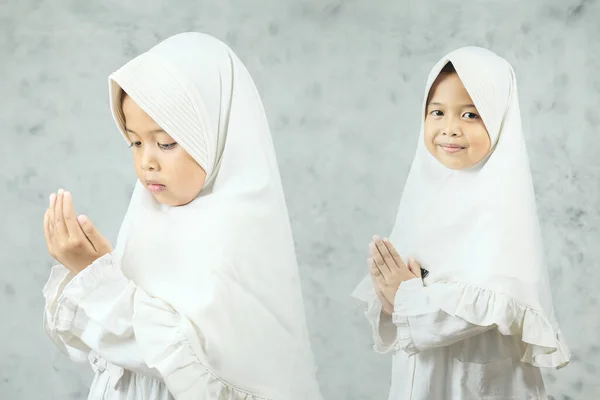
[43,255,154,375]
[392,278,494,355]
[360,296,400,354]
[43,265,89,363]
[43,253,266,399]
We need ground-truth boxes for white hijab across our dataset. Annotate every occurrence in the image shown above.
[108,32,321,398]
[353,46,570,369]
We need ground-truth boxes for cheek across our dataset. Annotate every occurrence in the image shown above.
[172,156,206,195]
[423,120,432,137]
[423,127,437,153]
[423,119,440,143]
[423,129,433,141]
[469,129,491,158]
[132,153,143,174]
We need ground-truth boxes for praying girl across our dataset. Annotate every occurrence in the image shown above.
[43,32,323,400]
[353,46,570,399]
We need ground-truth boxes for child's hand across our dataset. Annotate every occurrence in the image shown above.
[43,189,112,274]
[368,236,420,314]
[369,258,395,315]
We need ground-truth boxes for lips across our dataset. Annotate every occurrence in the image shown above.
[438,143,466,154]
[146,180,166,193]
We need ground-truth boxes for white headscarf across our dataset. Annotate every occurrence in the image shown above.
[108,32,321,398]
[354,46,570,369]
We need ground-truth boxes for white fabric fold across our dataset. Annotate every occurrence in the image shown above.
[43,264,89,363]
[362,297,400,354]
[427,281,570,368]
[133,291,270,399]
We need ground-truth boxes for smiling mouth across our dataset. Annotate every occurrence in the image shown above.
[438,144,466,154]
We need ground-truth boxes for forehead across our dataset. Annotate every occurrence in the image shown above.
[122,95,166,134]
[122,95,152,120]
[428,73,474,104]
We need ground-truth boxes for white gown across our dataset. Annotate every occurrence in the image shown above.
[366,279,548,399]
[354,46,569,400]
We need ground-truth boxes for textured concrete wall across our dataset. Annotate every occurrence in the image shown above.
[1,0,597,398]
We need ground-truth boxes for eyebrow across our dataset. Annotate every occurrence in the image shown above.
[428,102,476,108]
[125,128,166,135]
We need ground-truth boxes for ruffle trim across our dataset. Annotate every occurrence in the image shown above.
[428,281,570,369]
[42,264,73,316]
[133,291,274,399]
[42,264,79,357]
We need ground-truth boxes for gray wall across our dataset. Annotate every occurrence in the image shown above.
[1,0,598,399]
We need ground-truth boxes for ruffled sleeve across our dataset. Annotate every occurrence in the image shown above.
[43,264,89,363]
[43,253,278,399]
[356,278,423,354]
[392,280,570,368]
[360,295,399,354]
[43,253,155,375]
[392,278,491,355]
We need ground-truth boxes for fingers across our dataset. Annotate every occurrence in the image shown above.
[48,193,56,236]
[369,266,394,314]
[43,208,54,256]
[43,208,49,240]
[408,258,422,279]
[368,257,380,278]
[370,241,391,281]
[368,258,388,289]
[62,191,82,239]
[76,214,97,251]
[383,238,406,269]
[369,259,396,315]
[54,189,68,240]
[77,215,100,252]
[374,236,398,271]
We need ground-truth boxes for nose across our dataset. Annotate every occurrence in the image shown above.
[140,148,159,171]
[442,116,463,137]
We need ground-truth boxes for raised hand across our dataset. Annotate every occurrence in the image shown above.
[368,236,421,314]
[43,189,112,274]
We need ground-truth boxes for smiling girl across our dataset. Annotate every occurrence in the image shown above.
[353,47,570,399]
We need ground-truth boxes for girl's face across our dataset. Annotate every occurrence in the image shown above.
[122,94,206,206]
[424,72,491,170]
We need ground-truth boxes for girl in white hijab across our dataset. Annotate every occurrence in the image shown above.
[353,47,570,399]
[42,32,322,400]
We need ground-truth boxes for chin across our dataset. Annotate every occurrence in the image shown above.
[435,153,467,170]
[439,161,464,170]
[149,191,172,205]
[161,195,195,207]
[445,163,466,170]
